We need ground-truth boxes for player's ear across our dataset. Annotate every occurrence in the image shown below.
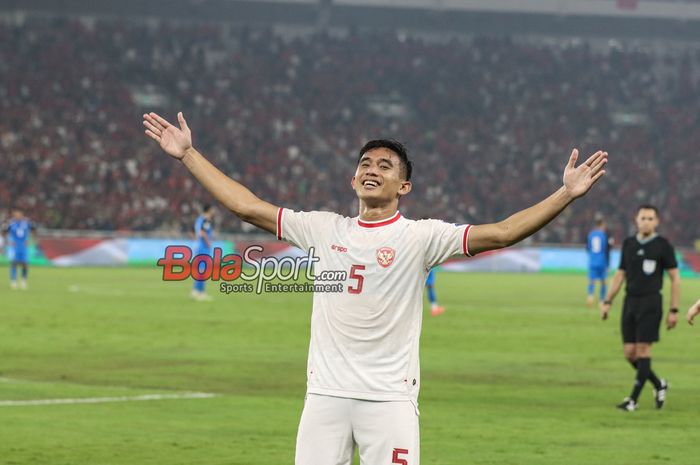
[398,180,412,196]
[351,176,357,189]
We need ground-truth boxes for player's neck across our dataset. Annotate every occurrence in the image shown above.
[637,231,657,240]
[357,202,399,222]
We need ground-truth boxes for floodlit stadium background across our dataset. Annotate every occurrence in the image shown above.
[1,1,700,464]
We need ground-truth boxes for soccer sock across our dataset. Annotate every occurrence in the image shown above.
[628,359,663,390]
[599,283,607,300]
[587,282,594,296]
[630,357,651,402]
[647,358,663,390]
[193,259,207,292]
[10,263,17,282]
[427,285,437,305]
[21,265,28,280]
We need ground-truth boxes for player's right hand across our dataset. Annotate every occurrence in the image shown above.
[599,302,610,321]
[143,112,193,160]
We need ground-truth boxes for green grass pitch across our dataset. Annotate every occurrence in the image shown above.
[1,267,699,465]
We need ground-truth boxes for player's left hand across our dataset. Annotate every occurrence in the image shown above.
[562,149,608,199]
[666,311,678,330]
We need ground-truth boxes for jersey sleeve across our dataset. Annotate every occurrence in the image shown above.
[662,239,678,270]
[277,208,338,252]
[421,219,472,269]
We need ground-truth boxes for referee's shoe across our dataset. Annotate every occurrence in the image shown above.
[617,397,637,412]
[654,380,669,409]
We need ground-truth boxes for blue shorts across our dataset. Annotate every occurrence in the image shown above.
[11,247,28,263]
[195,247,212,257]
[426,269,436,286]
[194,248,212,277]
[588,265,607,281]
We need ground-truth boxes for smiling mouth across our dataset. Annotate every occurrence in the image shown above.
[362,180,381,189]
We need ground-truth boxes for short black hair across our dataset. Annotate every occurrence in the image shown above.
[357,139,413,181]
[203,204,213,213]
[638,204,659,216]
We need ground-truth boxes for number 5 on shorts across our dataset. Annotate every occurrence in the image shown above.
[392,448,409,465]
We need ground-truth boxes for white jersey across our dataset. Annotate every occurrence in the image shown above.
[278,208,472,402]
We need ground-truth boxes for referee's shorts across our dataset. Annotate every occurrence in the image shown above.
[621,293,663,344]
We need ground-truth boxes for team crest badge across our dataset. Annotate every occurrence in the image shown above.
[376,247,396,268]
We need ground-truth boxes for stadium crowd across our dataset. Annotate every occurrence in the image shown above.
[1,17,698,244]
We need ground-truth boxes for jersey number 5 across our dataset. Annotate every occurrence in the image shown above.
[348,265,365,294]
[392,448,409,465]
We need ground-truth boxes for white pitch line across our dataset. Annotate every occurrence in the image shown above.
[0,392,217,407]
[68,284,126,296]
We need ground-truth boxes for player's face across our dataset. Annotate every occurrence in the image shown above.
[12,210,22,220]
[635,208,659,236]
[351,149,411,205]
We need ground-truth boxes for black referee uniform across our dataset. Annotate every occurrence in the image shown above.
[619,234,678,343]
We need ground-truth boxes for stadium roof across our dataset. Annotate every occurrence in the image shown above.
[3,0,700,40]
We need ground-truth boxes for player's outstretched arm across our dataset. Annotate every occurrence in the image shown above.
[687,299,700,325]
[600,269,625,321]
[143,112,278,234]
[468,149,607,255]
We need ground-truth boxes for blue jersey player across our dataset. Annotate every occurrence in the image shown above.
[5,209,33,290]
[586,217,612,306]
[426,268,444,316]
[191,205,215,301]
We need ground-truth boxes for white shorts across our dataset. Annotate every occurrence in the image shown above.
[295,394,419,465]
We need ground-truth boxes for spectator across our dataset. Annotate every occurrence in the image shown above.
[1,18,698,245]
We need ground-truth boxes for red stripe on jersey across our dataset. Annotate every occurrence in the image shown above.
[463,224,473,256]
[357,211,401,228]
[276,208,283,240]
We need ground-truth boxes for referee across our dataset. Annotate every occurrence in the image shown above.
[600,205,680,411]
